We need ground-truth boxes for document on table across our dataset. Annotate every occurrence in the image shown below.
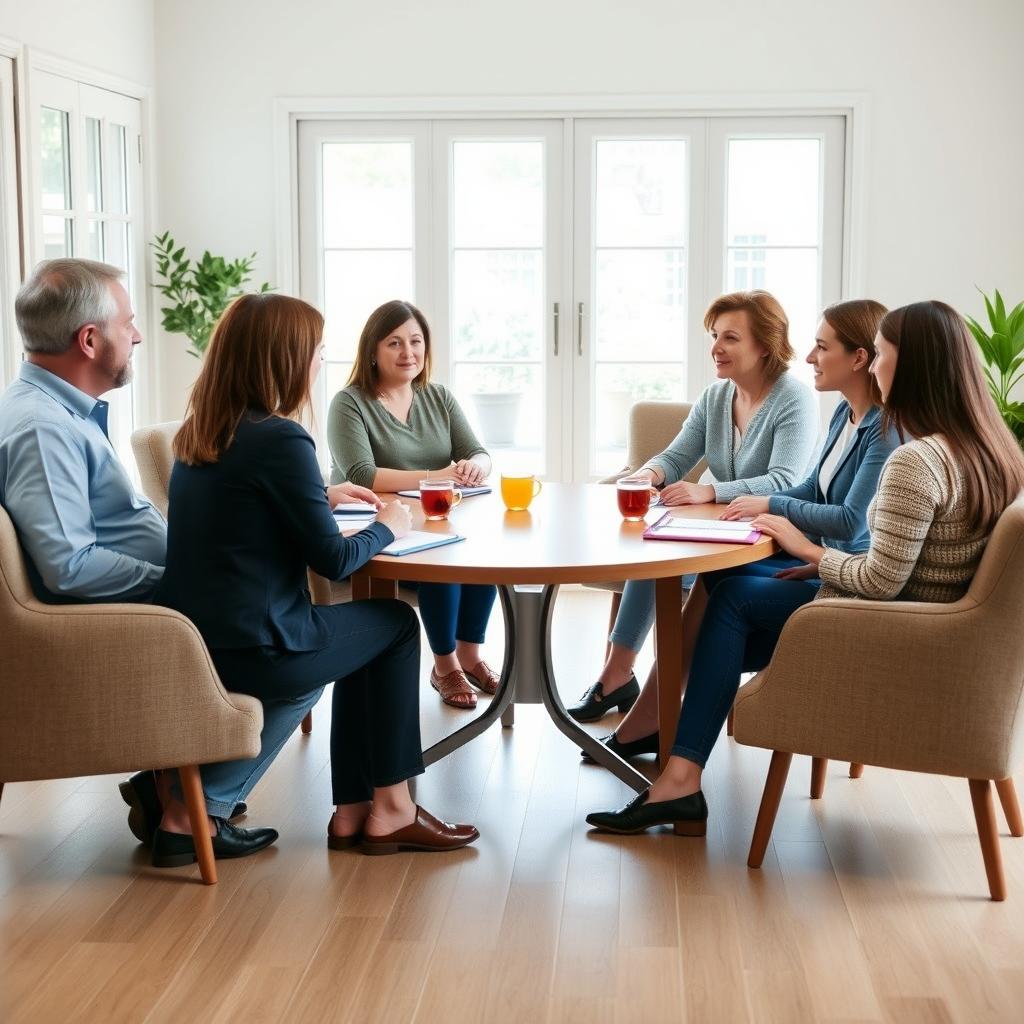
[643,513,762,544]
[379,531,466,556]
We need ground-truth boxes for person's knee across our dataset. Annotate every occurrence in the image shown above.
[383,599,421,646]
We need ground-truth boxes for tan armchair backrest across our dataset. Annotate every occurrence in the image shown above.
[130,420,182,516]
[0,503,262,783]
[734,494,1024,781]
[601,400,707,484]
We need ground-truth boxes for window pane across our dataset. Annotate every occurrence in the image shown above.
[322,142,413,249]
[322,250,413,362]
[85,219,103,260]
[42,215,72,258]
[727,138,820,246]
[452,141,543,248]
[595,249,687,362]
[594,363,686,476]
[452,250,542,362]
[108,123,128,215]
[41,107,71,211]
[595,139,688,247]
[85,117,103,212]
[106,221,129,275]
[454,362,544,476]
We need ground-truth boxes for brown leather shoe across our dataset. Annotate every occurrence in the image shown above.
[361,805,480,855]
[463,660,500,695]
[430,668,477,709]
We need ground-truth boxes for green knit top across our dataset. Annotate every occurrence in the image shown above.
[327,383,488,487]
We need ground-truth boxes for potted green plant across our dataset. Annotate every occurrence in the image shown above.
[151,232,272,359]
[965,289,1024,447]
[468,364,526,446]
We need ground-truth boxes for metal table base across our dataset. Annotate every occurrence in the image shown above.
[422,583,648,793]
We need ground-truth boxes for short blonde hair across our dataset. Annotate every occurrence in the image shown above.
[703,290,793,381]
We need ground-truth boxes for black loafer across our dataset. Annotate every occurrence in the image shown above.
[566,675,640,722]
[120,772,247,846]
[581,730,659,763]
[586,789,708,836]
[151,818,278,868]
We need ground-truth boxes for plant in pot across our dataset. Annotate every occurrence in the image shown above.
[151,232,272,359]
[468,364,526,447]
[965,289,1024,448]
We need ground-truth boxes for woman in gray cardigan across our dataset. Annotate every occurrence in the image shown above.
[568,290,817,726]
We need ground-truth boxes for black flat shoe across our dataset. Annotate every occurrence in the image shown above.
[580,730,659,763]
[120,772,247,847]
[586,789,708,836]
[567,675,640,722]
[151,818,278,868]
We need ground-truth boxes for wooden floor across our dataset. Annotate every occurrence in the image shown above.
[3,588,1024,1023]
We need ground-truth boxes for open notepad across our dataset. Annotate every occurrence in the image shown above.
[643,512,762,545]
[379,531,466,557]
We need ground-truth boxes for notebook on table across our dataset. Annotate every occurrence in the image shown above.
[643,513,762,545]
[396,486,492,498]
[379,531,466,557]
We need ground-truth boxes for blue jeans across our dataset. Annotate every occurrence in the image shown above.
[201,599,424,814]
[608,574,697,652]
[670,560,820,767]
[408,582,497,657]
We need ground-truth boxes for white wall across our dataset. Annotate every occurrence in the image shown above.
[0,0,155,87]
[153,0,1024,419]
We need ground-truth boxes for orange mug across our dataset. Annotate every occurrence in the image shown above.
[501,474,542,511]
[420,479,462,520]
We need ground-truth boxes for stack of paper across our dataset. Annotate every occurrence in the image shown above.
[334,501,378,534]
[643,514,762,545]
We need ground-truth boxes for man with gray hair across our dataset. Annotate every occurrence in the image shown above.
[0,258,166,602]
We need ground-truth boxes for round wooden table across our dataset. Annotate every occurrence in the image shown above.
[350,483,776,791]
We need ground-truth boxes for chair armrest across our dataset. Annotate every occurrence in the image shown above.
[732,594,1024,780]
[1,602,263,782]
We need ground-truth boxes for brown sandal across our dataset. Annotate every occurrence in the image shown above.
[430,668,477,709]
[463,660,500,695]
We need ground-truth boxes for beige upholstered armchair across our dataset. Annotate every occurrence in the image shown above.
[0,505,262,885]
[589,400,705,641]
[735,495,1024,901]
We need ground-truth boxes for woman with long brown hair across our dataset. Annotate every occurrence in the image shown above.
[152,293,478,868]
[588,298,1024,836]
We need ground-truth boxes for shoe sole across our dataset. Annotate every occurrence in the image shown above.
[327,833,362,851]
[589,819,707,837]
[151,837,278,868]
[361,835,479,856]
[569,689,639,723]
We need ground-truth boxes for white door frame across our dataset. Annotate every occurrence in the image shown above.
[0,45,22,387]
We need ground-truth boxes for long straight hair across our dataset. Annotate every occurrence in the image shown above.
[347,299,432,394]
[821,298,888,405]
[174,293,324,465]
[879,300,1024,533]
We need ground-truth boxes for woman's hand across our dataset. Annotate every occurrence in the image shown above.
[719,495,770,521]
[750,514,823,564]
[772,562,820,581]
[326,482,383,509]
[377,500,412,539]
[453,459,487,487]
[659,481,716,506]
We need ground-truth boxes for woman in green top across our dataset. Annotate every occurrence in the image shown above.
[328,300,498,711]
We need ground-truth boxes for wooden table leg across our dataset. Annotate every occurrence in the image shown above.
[351,572,370,601]
[655,575,684,770]
[350,574,398,600]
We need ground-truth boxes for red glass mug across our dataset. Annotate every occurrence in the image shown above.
[616,477,655,521]
[420,479,463,521]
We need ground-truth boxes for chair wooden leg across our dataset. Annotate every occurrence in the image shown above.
[726,708,735,737]
[301,711,313,735]
[0,782,4,806]
[968,779,1005,901]
[995,778,1024,837]
[605,591,622,659]
[810,757,827,799]
[748,751,793,868]
[179,764,217,885]
[849,763,864,778]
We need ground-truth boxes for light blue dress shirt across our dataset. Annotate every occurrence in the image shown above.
[0,362,166,601]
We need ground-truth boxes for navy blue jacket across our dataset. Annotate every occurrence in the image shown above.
[155,411,394,652]
[768,402,901,553]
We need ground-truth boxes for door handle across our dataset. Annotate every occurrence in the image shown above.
[577,302,584,356]
[553,302,560,356]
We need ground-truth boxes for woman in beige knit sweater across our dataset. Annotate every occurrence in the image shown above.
[587,299,1024,836]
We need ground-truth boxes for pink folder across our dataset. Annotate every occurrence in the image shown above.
[642,511,762,545]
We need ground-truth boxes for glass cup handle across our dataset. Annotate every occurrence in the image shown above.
[452,489,463,508]
[533,479,543,497]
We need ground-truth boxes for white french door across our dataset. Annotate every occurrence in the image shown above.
[28,70,147,468]
[298,113,846,481]
[0,55,20,388]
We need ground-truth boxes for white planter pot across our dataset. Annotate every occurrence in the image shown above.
[471,392,523,447]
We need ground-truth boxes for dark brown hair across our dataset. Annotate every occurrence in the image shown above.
[347,299,431,393]
[703,290,794,382]
[174,293,324,465]
[879,300,1024,533]
[821,298,888,404]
